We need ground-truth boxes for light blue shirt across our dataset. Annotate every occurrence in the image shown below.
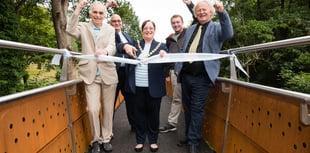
[94,26,101,76]
[94,27,100,38]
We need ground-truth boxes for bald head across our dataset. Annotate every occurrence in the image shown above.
[110,14,123,32]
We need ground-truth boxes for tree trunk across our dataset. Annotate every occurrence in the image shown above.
[51,0,76,81]
[51,0,69,49]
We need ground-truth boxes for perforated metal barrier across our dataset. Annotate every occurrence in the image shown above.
[203,78,310,153]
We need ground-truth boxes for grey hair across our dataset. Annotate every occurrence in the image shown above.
[193,0,216,18]
[89,1,107,15]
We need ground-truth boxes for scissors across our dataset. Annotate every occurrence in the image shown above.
[132,49,140,60]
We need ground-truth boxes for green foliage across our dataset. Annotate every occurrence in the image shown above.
[24,64,59,90]
[0,1,27,96]
[111,0,142,40]
[272,48,310,93]
[0,0,309,95]
[280,70,310,94]
[0,50,28,95]
[0,1,58,96]
[19,3,58,90]
[224,0,310,93]
[19,5,56,47]
[233,20,275,46]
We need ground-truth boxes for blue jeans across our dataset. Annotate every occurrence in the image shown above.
[181,73,212,145]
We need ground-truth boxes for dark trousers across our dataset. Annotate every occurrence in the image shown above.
[131,87,162,144]
[114,67,135,128]
[181,73,212,145]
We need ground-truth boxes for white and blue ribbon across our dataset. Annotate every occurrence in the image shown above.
[51,52,248,77]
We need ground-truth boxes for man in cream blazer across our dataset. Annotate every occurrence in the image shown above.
[66,0,117,152]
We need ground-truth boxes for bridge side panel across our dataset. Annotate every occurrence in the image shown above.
[229,84,310,153]
[0,88,70,153]
[37,128,73,153]
[67,83,92,153]
[203,81,310,153]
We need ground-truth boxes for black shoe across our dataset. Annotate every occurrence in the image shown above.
[134,144,143,152]
[102,142,112,152]
[91,141,101,153]
[189,144,199,153]
[177,139,188,147]
[149,145,159,152]
[159,123,177,133]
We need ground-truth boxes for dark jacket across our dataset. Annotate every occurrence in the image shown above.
[125,39,169,98]
[164,29,187,76]
[164,1,196,77]
[175,10,234,85]
[115,32,134,69]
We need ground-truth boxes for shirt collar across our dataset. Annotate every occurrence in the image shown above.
[91,22,102,30]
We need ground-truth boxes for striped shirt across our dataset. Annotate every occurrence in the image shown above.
[135,43,151,87]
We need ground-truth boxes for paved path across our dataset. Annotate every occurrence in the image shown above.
[110,96,215,153]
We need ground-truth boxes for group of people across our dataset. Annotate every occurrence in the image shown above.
[66,0,233,153]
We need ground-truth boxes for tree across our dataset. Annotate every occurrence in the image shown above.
[51,0,70,49]
[109,0,142,40]
[0,1,58,95]
[0,1,27,95]
[225,0,310,93]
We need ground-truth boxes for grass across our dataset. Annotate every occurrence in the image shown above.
[25,64,59,89]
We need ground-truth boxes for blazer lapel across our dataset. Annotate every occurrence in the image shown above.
[87,23,96,47]
[114,33,121,44]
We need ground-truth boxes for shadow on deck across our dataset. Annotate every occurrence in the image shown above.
[108,96,215,153]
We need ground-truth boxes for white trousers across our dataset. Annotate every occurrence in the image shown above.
[85,76,117,144]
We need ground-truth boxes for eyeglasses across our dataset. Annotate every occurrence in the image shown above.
[111,20,122,23]
[92,11,104,15]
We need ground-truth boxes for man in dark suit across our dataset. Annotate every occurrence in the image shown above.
[110,14,136,131]
[175,1,234,153]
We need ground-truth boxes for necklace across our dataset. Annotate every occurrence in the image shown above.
[137,40,161,58]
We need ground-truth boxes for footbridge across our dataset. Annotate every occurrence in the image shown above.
[0,36,310,153]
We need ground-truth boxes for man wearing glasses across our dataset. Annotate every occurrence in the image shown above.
[110,14,136,132]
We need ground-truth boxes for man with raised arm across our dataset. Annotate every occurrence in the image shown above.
[66,0,117,152]
[175,0,233,153]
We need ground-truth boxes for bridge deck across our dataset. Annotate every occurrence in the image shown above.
[106,96,214,153]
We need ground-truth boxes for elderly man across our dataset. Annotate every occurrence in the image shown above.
[175,0,233,153]
[66,0,117,152]
[110,14,136,131]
